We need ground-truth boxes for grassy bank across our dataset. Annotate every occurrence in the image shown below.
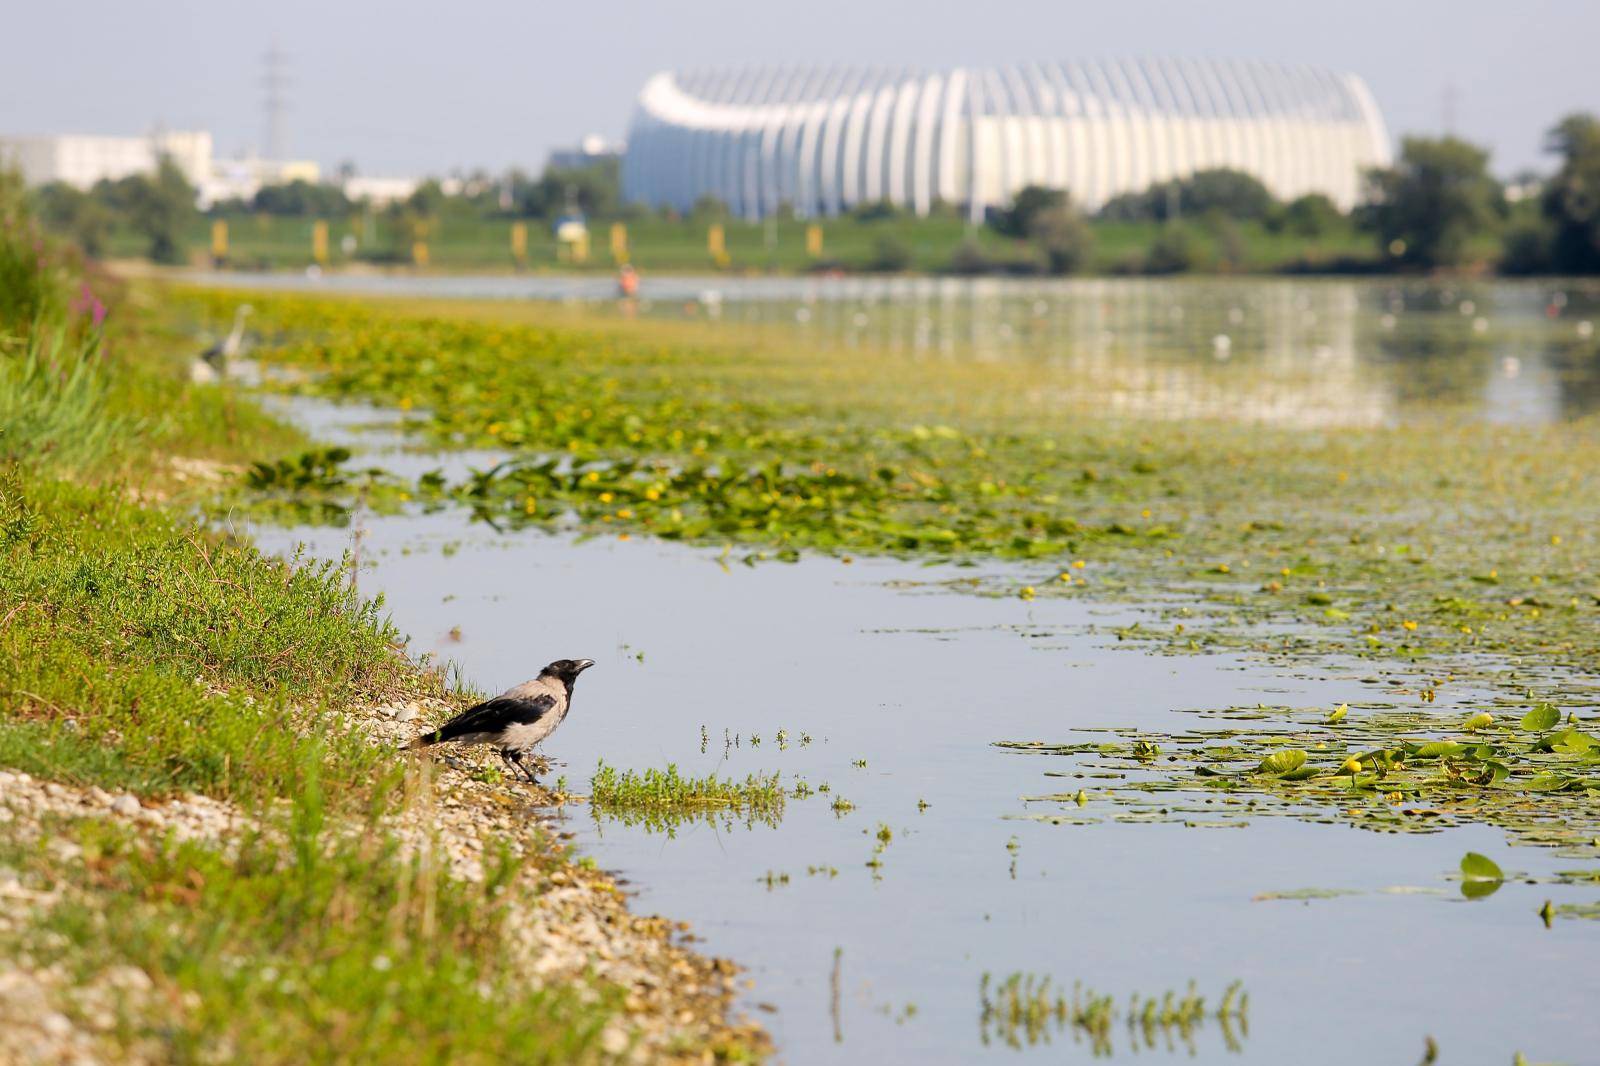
[1,195,761,1062]
[111,211,1377,275]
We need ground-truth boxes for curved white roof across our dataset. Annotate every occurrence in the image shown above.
[622,59,1390,219]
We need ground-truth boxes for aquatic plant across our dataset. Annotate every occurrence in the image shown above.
[181,287,1600,712]
[589,760,785,835]
[978,973,1247,1054]
[1001,701,1600,857]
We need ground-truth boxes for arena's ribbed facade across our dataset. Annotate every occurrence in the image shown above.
[621,59,1390,220]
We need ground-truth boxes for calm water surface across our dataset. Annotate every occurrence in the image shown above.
[234,277,1600,1064]
[195,271,1600,424]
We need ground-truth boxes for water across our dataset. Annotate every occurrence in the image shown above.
[193,271,1600,424]
[233,277,1600,1063]
[250,513,1598,1065]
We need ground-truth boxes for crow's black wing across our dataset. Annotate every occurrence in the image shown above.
[426,693,557,744]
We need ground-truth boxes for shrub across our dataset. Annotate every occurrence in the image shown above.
[867,234,913,272]
[1145,223,1198,274]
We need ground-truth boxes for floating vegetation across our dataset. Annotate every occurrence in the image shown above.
[588,761,785,835]
[978,973,1248,1054]
[177,288,1600,712]
[998,702,1600,857]
[233,446,423,524]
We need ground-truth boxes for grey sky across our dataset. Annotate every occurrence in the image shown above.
[4,0,1595,179]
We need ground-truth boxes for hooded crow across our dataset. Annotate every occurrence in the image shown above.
[404,658,594,783]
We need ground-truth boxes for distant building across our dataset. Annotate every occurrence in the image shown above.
[203,156,322,206]
[0,130,214,191]
[622,59,1392,219]
[340,175,421,207]
[547,134,623,172]
[0,128,320,208]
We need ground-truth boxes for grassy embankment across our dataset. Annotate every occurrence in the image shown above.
[112,211,1380,275]
[1,199,759,1060]
[169,285,1600,851]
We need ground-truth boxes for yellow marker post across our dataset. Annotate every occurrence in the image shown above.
[510,222,528,264]
[412,241,430,268]
[610,222,628,263]
[312,219,329,264]
[210,219,228,261]
[708,223,725,259]
[573,232,589,264]
[805,223,823,258]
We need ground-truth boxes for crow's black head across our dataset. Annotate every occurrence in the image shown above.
[541,658,595,690]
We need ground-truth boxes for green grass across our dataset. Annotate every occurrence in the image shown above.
[590,761,786,834]
[3,790,616,1064]
[2,208,757,1062]
[0,472,409,801]
[0,325,135,472]
[105,210,1378,275]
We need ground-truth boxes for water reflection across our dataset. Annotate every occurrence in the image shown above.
[623,277,1600,427]
[192,270,1600,427]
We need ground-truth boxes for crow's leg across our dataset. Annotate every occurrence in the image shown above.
[507,749,538,785]
[497,748,523,781]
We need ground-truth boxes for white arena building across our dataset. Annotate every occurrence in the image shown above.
[621,59,1390,220]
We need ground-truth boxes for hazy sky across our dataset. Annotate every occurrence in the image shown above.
[5,0,1595,178]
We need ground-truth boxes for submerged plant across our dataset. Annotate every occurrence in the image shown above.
[978,973,1247,1054]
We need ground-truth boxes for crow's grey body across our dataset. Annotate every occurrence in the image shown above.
[404,658,593,783]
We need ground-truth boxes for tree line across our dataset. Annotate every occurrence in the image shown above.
[19,111,1600,275]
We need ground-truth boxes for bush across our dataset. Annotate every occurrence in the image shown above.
[1145,223,1198,274]
[251,179,353,218]
[1031,205,1095,274]
[948,237,991,275]
[1183,169,1275,221]
[851,199,904,223]
[1500,218,1553,275]
[990,185,1065,238]
[1,171,68,332]
[1276,193,1342,237]
[866,234,913,272]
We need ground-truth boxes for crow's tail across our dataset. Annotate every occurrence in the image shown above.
[402,731,441,751]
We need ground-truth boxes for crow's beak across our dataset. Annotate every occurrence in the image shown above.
[575,659,595,672]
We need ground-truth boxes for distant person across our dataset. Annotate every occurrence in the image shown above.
[617,264,640,299]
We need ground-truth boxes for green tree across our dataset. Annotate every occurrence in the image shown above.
[1542,112,1600,274]
[1030,199,1095,274]
[1275,193,1342,237]
[252,179,353,218]
[1181,169,1274,221]
[99,156,198,264]
[32,182,112,256]
[991,185,1064,238]
[1359,136,1505,269]
[512,159,621,219]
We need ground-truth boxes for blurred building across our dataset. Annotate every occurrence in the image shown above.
[0,130,214,190]
[0,128,322,208]
[204,155,322,206]
[622,59,1391,219]
[548,134,624,171]
[341,175,421,206]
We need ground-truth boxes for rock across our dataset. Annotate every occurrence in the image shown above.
[110,794,141,818]
[394,704,420,723]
